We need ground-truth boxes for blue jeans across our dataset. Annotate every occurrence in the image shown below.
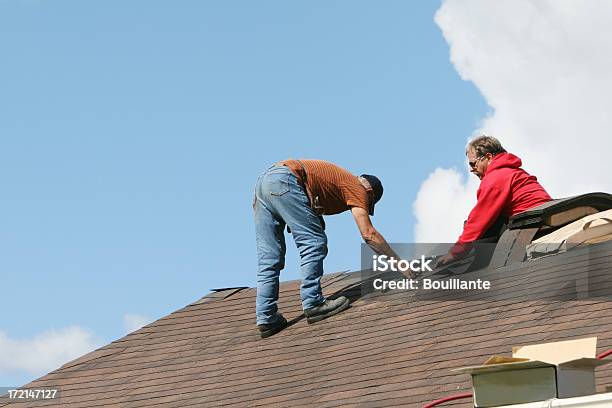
[254,165,327,325]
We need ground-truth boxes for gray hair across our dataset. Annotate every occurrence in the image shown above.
[466,135,507,157]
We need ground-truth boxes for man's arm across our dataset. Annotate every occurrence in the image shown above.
[437,185,508,267]
[350,207,412,277]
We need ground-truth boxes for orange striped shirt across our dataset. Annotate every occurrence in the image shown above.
[280,159,370,215]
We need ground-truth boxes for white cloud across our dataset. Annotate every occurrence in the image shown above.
[123,313,152,334]
[414,0,612,242]
[0,314,153,382]
[413,167,479,242]
[0,327,100,375]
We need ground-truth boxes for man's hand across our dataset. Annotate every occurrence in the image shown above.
[435,252,456,268]
[400,267,415,280]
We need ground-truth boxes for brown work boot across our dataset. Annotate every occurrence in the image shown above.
[304,296,350,324]
[257,314,288,339]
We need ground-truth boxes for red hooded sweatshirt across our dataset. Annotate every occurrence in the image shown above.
[451,152,551,257]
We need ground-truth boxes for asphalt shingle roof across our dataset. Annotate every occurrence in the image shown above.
[2,240,612,408]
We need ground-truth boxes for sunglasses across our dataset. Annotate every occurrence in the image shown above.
[468,156,485,169]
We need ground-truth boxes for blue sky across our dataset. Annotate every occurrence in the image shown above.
[0,1,488,385]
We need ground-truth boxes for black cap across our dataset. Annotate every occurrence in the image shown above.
[360,174,383,215]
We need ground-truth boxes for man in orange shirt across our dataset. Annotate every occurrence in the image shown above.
[254,159,400,338]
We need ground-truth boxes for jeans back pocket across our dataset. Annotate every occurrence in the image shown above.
[266,170,290,196]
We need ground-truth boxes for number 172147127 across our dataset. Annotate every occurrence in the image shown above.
[1,388,60,400]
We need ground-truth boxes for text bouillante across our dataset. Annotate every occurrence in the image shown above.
[372,278,491,291]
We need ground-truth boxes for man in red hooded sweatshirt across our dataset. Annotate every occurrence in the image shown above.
[437,135,552,266]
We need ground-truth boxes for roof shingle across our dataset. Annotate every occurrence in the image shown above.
[2,242,612,408]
